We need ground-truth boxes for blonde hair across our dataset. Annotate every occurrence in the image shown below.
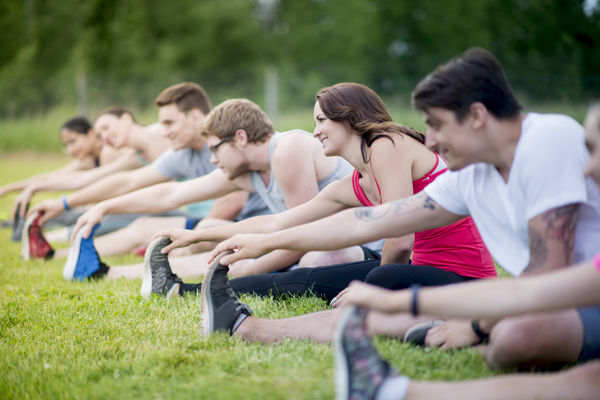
[200,98,273,143]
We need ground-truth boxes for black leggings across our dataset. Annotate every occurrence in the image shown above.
[179,260,476,303]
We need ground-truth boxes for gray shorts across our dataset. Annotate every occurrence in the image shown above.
[577,305,600,362]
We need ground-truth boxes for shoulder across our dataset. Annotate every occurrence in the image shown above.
[100,146,135,165]
[522,113,584,146]
[145,123,165,136]
[272,130,316,160]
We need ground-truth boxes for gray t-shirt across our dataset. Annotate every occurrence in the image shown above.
[152,145,270,219]
[153,146,215,179]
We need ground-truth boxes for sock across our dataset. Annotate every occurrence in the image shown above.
[375,375,410,400]
[179,282,202,295]
[231,313,249,335]
[89,261,110,280]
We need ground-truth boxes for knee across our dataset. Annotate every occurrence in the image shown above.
[485,319,541,369]
[299,248,362,268]
[365,265,409,289]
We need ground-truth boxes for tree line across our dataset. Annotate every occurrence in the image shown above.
[0,0,598,117]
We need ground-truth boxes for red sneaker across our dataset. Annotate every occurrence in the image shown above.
[21,212,55,260]
[133,245,147,257]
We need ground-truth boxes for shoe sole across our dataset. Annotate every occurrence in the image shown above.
[334,306,357,400]
[63,226,85,281]
[20,212,38,261]
[199,251,233,336]
[141,237,164,298]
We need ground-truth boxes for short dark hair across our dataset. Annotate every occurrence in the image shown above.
[155,82,212,115]
[61,117,92,135]
[96,106,136,122]
[412,48,522,121]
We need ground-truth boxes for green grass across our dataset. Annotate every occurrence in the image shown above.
[0,152,506,399]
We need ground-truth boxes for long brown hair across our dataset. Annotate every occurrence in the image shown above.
[316,82,424,162]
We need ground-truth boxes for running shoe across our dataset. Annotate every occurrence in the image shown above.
[200,251,252,336]
[63,224,107,281]
[11,202,28,242]
[403,320,444,346]
[141,237,182,298]
[21,211,54,260]
[335,306,393,400]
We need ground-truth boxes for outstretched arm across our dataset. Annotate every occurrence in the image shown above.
[156,178,351,253]
[338,257,600,319]
[14,150,142,219]
[211,191,461,265]
[28,163,169,226]
[0,157,94,198]
[71,168,239,239]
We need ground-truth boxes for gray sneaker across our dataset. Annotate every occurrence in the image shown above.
[200,251,252,336]
[141,237,182,298]
[335,306,393,400]
[402,320,444,346]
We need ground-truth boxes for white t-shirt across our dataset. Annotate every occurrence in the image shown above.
[425,113,600,276]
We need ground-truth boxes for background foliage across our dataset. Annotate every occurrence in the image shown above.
[0,0,598,119]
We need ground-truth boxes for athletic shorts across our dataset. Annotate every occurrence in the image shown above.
[577,305,600,361]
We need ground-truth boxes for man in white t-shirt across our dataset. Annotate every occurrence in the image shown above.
[204,48,600,369]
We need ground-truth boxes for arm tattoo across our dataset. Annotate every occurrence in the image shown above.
[355,193,438,222]
[524,203,579,274]
[525,227,548,273]
[423,195,437,210]
[354,205,390,221]
[542,203,579,260]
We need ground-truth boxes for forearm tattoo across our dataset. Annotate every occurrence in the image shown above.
[354,193,437,222]
[354,205,390,221]
[525,203,579,273]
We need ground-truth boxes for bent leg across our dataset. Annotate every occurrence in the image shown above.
[485,309,584,369]
[298,246,365,268]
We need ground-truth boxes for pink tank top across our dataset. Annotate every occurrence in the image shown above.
[351,153,496,279]
[595,253,600,274]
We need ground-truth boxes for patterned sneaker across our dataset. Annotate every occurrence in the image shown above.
[21,211,55,260]
[140,237,182,298]
[63,224,105,281]
[403,320,444,346]
[11,203,28,242]
[200,251,252,336]
[335,306,394,400]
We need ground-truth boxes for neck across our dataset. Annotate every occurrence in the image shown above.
[246,140,272,174]
[338,134,368,174]
[189,133,206,151]
[92,139,103,159]
[488,113,526,181]
[125,123,146,150]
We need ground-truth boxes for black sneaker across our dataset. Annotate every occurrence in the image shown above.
[402,320,443,346]
[141,237,182,298]
[11,202,28,242]
[335,306,394,400]
[200,251,252,336]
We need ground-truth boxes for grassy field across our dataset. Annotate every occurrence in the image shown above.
[0,152,508,399]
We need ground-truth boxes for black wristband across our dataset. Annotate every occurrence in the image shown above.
[410,284,420,316]
[471,319,490,343]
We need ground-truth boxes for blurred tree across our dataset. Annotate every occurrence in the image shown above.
[0,0,598,117]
